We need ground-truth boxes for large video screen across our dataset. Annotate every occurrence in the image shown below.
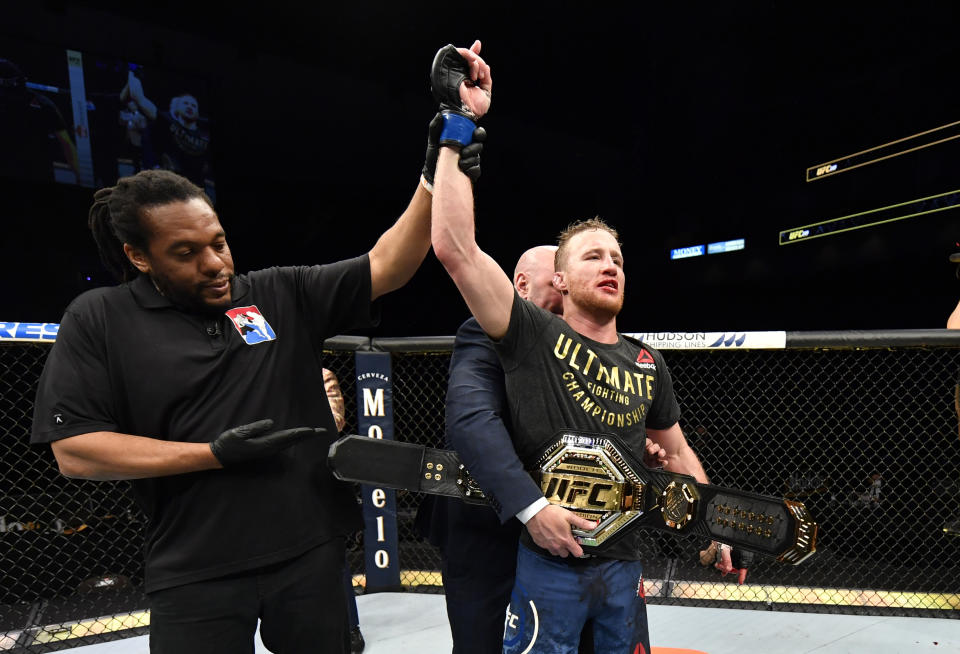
[0,37,214,199]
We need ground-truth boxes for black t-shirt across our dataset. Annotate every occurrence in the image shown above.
[32,256,377,592]
[494,292,681,560]
[149,111,211,186]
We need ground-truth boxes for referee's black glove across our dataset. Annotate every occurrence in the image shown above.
[210,419,321,467]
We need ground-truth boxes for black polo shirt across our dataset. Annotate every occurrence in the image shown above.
[32,255,377,592]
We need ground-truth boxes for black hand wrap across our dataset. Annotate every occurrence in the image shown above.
[209,419,322,467]
[422,115,486,186]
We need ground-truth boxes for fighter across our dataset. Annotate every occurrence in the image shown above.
[428,42,735,653]
[433,244,665,652]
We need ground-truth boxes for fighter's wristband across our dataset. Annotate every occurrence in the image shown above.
[439,111,475,147]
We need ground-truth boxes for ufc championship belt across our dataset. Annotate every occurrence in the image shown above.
[328,429,817,564]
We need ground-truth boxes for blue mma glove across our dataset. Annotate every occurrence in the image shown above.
[422,114,486,186]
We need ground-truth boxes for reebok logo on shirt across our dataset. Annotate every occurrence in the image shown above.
[635,349,656,370]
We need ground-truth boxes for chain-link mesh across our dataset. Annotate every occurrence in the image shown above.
[351,343,960,618]
[320,350,366,598]
[3,339,959,650]
[391,351,452,593]
[651,347,960,616]
[1,344,148,651]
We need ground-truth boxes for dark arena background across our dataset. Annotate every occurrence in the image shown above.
[3,2,960,651]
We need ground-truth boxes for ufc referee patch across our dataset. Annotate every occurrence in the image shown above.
[226,305,276,345]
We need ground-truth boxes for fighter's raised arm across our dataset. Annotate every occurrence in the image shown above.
[429,42,515,340]
[369,43,491,301]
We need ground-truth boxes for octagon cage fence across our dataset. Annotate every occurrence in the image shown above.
[1,325,959,650]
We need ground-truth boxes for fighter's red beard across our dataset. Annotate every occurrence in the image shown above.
[567,283,624,321]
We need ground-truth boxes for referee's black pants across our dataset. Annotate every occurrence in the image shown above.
[148,538,348,654]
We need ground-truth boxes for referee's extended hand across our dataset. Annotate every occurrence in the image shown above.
[210,419,322,467]
[526,504,597,558]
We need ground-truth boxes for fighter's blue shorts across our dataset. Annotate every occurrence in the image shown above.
[503,543,651,654]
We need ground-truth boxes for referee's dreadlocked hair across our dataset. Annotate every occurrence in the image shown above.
[87,169,213,282]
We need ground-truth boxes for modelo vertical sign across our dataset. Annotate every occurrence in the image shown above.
[354,351,401,591]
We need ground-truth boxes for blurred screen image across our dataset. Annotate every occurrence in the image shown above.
[0,37,214,199]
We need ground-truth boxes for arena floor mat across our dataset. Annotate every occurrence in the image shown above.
[39,591,960,654]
